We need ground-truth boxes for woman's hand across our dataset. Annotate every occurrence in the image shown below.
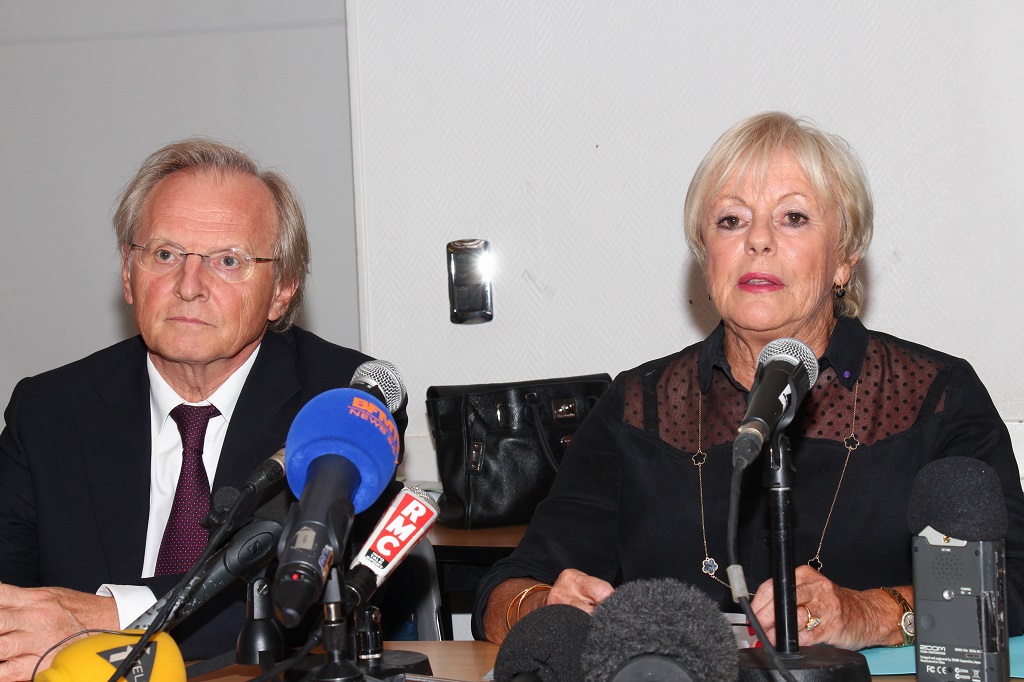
[547,568,616,614]
[483,569,615,644]
[750,566,909,650]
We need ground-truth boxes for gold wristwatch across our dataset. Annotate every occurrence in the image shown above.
[880,587,915,646]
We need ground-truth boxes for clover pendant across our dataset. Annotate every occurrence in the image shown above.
[702,557,719,576]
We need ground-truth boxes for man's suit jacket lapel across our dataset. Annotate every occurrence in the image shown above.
[216,330,302,490]
[77,337,153,583]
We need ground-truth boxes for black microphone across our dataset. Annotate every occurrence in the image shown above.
[129,517,283,631]
[273,386,402,628]
[581,578,738,682]
[240,448,287,497]
[733,338,818,468]
[206,449,288,532]
[909,457,1010,682]
[494,604,592,682]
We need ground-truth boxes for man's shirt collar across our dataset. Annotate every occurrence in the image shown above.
[147,345,262,436]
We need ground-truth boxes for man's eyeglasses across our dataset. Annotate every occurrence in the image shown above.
[128,241,277,282]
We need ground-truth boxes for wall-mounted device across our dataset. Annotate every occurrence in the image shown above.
[447,239,493,324]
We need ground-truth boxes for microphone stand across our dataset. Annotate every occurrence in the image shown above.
[284,571,421,682]
[355,606,432,681]
[314,569,368,682]
[280,491,369,682]
[184,574,285,678]
[766,431,800,656]
[280,497,429,682]
[737,431,871,682]
[283,568,372,682]
[237,575,284,670]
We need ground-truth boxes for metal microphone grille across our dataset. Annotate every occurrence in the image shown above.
[352,360,407,412]
[404,485,441,514]
[757,337,819,387]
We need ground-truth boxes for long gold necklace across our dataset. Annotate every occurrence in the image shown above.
[694,379,859,587]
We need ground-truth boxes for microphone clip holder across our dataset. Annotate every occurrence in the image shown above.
[202,485,242,532]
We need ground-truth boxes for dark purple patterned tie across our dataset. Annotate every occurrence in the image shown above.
[154,403,221,576]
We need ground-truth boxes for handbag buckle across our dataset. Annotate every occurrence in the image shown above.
[469,441,484,473]
[550,397,578,421]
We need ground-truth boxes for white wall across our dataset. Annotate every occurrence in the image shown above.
[346,1,1024,482]
[2,2,1022,481]
[0,1,362,426]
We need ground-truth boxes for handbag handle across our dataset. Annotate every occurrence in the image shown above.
[524,396,562,475]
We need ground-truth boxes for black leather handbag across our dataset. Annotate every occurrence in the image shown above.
[425,373,612,528]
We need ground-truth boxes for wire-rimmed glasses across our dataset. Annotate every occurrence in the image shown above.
[128,240,276,282]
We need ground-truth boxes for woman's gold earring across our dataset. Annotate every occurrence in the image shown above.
[834,283,847,299]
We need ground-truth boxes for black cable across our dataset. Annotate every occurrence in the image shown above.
[106,485,257,682]
[726,462,798,682]
[243,618,324,682]
[31,629,125,681]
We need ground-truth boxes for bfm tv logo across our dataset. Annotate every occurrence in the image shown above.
[363,491,437,570]
[348,395,401,462]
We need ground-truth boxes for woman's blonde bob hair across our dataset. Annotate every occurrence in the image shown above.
[683,112,873,318]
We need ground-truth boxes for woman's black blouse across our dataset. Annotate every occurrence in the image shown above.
[471,317,1024,639]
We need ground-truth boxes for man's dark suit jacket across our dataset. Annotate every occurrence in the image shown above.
[0,325,404,659]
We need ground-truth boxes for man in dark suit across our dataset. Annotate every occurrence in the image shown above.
[0,139,403,679]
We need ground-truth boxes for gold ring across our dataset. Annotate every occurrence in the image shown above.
[805,606,821,631]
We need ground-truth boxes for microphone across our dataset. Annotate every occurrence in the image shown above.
[909,457,1010,682]
[733,338,818,468]
[205,448,288,531]
[581,578,738,682]
[129,517,283,631]
[273,387,401,628]
[351,359,407,413]
[494,604,592,682]
[240,448,287,497]
[344,486,440,612]
[35,630,185,682]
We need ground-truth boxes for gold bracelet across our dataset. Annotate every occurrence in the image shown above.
[505,583,552,631]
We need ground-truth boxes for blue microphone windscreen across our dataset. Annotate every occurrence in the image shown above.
[907,456,1007,541]
[495,604,592,682]
[582,578,737,682]
[285,388,399,513]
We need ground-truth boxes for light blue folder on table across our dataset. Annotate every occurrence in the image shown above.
[861,636,1024,677]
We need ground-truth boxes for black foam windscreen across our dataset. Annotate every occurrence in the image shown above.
[581,578,737,682]
[907,456,1007,541]
[494,603,593,682]
[253,478,292,525]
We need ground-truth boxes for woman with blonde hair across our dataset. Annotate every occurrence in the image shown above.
[474,112,1024,651]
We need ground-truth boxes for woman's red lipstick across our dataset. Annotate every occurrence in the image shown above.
[737,272,783,293]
